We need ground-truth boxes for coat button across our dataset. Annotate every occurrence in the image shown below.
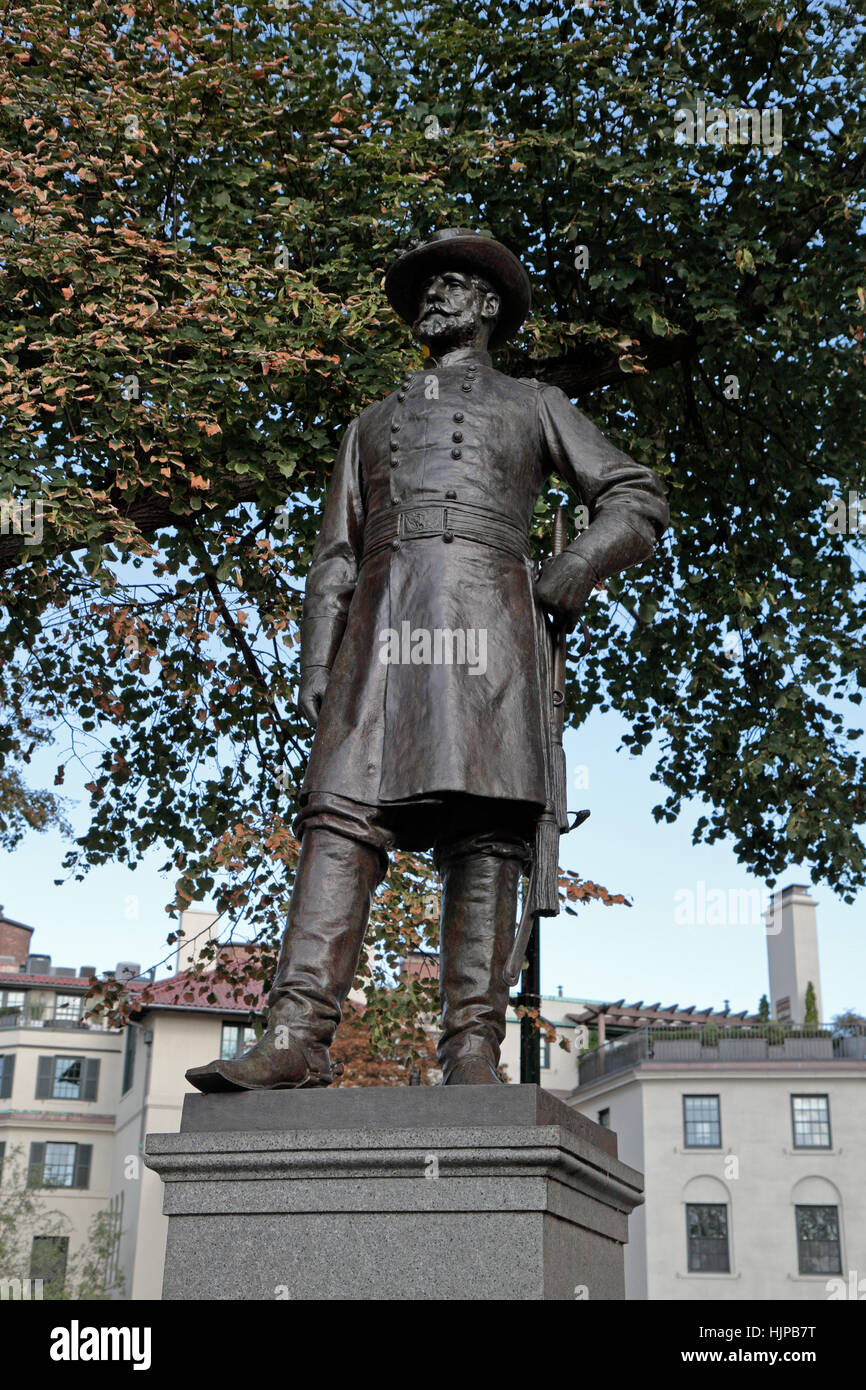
[445,490,457,500]
[391,422,401,432]
[443,530,454,543]
[390,440,400,452]
[451,448,462,458]
[391,539,401,551]
[390,458,400,468]
[453,412,464,422]
[461,383,472,393]
[452,431,463,442]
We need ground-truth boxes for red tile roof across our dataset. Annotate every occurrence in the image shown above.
[0,972,89,988]
[127,969,267,1015]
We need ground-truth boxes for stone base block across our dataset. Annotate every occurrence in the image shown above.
[145,1085,643,1301]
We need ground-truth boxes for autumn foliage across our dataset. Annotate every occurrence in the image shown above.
[1,2,864,1073]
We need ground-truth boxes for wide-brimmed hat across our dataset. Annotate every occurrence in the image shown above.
[384,228,531,347]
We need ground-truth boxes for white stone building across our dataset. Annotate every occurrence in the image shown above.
[567,886,866,1300]
[0,911,124,1294]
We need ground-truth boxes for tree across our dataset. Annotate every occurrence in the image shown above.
[832,1009,866,1036]
[757,993,770,1021]
[804,979,819,1026]
[330,998,440,1085]
[0,718,72,849]
[700,1020,721,1047]
[1,1,864,1046]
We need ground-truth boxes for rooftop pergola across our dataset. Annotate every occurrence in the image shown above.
[566,1000,762,1048]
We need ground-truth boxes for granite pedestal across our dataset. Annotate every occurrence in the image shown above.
[145,1085,643,1301]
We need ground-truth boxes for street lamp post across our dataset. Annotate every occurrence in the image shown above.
[519,923,541,1085]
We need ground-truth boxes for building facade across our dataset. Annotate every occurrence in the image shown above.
[569,1037,866,1300]
[0,912,123,1294]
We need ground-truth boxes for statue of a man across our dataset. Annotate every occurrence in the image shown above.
[187,229,669,1092]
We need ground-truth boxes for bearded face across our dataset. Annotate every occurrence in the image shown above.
[412,271,500,352]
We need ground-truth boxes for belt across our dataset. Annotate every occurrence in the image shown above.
[362,501,530,563]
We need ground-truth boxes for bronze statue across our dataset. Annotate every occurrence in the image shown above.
[187,229,669,1092]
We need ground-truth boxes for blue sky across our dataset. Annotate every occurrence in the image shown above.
[3,701,862,1021]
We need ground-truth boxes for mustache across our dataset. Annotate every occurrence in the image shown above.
[415,304,471,327]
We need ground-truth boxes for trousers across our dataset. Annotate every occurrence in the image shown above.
[293,790,536,866]
[268,790,536,1080]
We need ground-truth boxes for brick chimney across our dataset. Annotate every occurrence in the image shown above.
[0,909,35,970]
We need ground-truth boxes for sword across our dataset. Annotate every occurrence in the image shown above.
[504,505,590,987]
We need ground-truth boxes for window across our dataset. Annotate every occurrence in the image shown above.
[796,1205,841,1275]
[28,1141,91,1189]
[791,1095,831,1149]
[597,1108,610,1128]
[220,1023,258,1060]
[683,1094,722,1147]
[35,1054,100,1101]
[53,1056,81,1099]
[122,1024,137,1095]
[539,1038,550,1070]
[53,994,83,1024]
[686,1203,730,1273]
[0,1052,14,1099]
[0,989,25,1024]
[43,1142,77,1187]
[30,1236,69,1297]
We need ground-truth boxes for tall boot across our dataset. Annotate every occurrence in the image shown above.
[186,828,386,1092]
[436,846,524,1085]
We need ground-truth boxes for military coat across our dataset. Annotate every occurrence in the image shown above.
[299,346,669,811]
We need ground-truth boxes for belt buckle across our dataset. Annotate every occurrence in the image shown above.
[398,506,446,539]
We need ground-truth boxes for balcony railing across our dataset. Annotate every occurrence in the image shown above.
[576,1025,866,1088]
[0,1006,116,1033]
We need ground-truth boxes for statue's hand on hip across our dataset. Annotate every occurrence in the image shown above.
[534,551,596,633]
[298,667,330,728]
